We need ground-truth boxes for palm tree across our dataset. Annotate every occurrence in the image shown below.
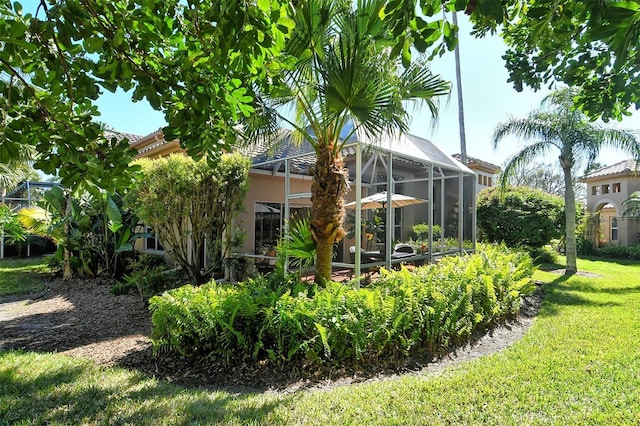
[493,89,640,275]
[248,0,449,284]
[623,191,640,217]
[0,147,38,196]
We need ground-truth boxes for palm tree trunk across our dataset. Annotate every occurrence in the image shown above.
[452,11,467,163]
[562,166,577,275]
[310,143,348,285]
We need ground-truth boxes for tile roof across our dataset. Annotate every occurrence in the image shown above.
[451,153,500,171]
[583,159,639,180]
[104,129,145,144]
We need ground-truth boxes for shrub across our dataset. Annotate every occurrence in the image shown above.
[477,186,565,248]
[110,254,181,302]
[598,244,640,260]
[131,153,250,284]
[526,245,558,264]
[149,244,535,366]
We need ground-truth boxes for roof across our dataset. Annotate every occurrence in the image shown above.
[104,129,145,145]
[2,181,60,200]
[583,159,639,180]
[249,124,473,175]
[128,123,473,175]
[452,154,500,172]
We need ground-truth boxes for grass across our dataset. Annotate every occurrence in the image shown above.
[0,257,50,297]
[1,256,640,424]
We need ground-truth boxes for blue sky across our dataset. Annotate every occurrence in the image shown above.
[17,1,640,169]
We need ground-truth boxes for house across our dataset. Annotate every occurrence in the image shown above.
[452,154,500,193]
[583,160,640,246]
[128,126,476,276]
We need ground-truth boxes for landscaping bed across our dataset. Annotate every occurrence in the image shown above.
[0,262,543,393]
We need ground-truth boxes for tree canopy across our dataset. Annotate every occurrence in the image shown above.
[2,0,640,195]
[1,0,293,192]
[389,1,640,122]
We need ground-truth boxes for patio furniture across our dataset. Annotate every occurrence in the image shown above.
[349,246,384,263]
[391,243,416,259]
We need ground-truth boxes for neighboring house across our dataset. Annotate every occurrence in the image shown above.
[583,160,640,246]
[127,126,476,273]
[452,154,500,193]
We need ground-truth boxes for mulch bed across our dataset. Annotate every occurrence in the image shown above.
[0,277,543,393]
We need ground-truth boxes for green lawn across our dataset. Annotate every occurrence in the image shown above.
[1,257,639,425]
[0,257,50,297]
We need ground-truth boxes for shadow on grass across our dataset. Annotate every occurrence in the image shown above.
[0,350,293,424]
[538,275,622,317]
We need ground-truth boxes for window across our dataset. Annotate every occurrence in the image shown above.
[613,183,621,193]
[377,174,404,194]
[488,176,493,187]
[254,202,282,253]
[478,174,482,185]
[611,217,618,241]
[592,186,600,195]
[602,184,610,194]
[483,175,488,186]
[144,226,164,252]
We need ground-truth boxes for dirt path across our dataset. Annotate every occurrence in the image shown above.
[0,278,542,393]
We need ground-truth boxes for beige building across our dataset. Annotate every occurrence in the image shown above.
[583,160,640,246]
[452,154,500,193]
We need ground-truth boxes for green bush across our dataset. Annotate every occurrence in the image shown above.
[597,244,640,260]
[526,245,558,264]
[110,254,180,302]
[149,244,535,366]
[477,186,565,248]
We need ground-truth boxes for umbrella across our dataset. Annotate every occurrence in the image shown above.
[344,191,428,210]
[255,203,281,214]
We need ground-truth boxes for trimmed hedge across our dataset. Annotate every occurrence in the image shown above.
[596,244,640,260]
[149,244,535,366]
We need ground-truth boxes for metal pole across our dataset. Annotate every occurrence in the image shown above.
[428,164,434,263]
[354,143,362,283]
[458,172,464,254]
[27,181,31,257]
[386,152,393,270]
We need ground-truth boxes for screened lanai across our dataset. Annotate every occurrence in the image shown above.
[248,128,476,278]
[1,181,59,259]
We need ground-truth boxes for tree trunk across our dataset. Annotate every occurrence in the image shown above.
[562,166,577,275]
[62,194,73,281]
[452,11,467,164]
[310,143,348,285]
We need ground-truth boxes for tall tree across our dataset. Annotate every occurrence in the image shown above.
[1,0,293,193]
[248,0,449,284]
[493,88,640,275]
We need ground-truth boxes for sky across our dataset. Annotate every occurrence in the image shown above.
[20,1,638,170]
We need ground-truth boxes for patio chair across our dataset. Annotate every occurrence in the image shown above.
[391,243,416,259]
[349,246,382,263]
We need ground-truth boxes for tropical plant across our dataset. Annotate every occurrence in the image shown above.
[131,154,250,284]
[0,146,38,196]
[0,204,27,244]
[149,243,535,366]
[19,186,144,278]
[493,88,640,275]
[623,191,640,217]
[247,0,449,285]
[275,213,317,278]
